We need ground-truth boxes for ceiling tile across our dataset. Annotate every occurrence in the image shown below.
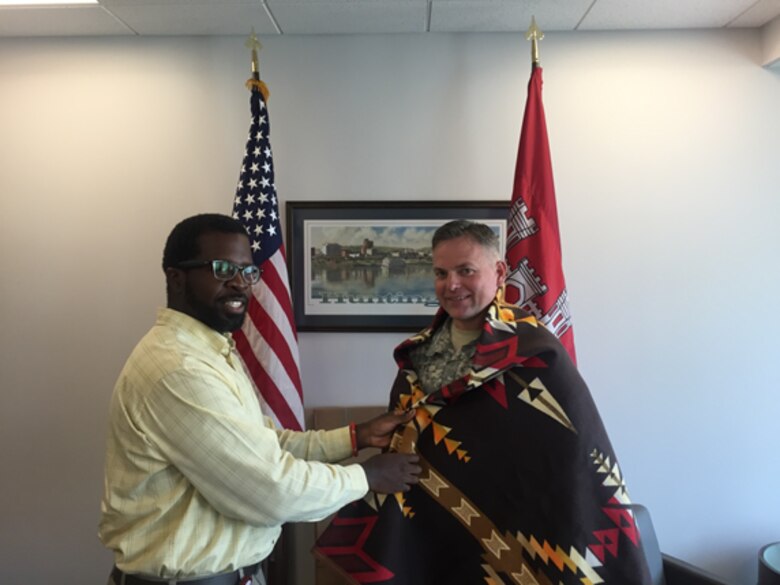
[0,0,774,37]
[102,2,278,36]
[579,0,758,30]
[728,0,780,27]
[430,0,590,33]
[0,5,133,37]
[266,1,427,34]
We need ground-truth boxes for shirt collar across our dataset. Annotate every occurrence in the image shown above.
[156,307,235,357]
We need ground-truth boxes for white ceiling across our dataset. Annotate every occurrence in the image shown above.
[1,0,780,37]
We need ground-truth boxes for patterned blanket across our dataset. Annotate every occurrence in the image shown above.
[314,300,651,585]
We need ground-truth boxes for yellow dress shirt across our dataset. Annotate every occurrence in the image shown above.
[99,308,367,578]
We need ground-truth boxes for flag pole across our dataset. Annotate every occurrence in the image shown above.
[526,16,543,69]
[245,28,269,101]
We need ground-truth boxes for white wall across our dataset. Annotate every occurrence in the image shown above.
[1,30,778,585]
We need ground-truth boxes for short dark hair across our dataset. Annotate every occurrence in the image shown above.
[432,220,501,257]
[162,213,249,271]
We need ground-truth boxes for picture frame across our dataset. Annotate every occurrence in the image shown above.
[285,200,509,332]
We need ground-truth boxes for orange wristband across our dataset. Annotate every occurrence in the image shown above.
[349,422,359,457]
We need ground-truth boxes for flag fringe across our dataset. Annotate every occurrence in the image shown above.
[245,79,269,101]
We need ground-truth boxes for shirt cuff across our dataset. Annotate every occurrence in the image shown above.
[330,426,354,461]
[342,462,370,495]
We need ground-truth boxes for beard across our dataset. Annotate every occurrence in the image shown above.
[184,284,248,333]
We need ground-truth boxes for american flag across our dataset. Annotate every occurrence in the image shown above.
[505,65,576,363]
[231,87,305,430]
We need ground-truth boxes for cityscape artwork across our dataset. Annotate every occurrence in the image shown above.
[286,201,508,331]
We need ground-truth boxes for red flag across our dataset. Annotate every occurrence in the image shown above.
[231,86,305,430]
[505,66,576,363]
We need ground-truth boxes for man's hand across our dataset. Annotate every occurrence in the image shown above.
[355,410,415,450]
[360,453,421,494]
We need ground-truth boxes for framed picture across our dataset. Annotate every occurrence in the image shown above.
[286,200,509,332]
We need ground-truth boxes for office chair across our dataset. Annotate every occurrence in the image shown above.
[632,504,734,585]
[758,542,780,585]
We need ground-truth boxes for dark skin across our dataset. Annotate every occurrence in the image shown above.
[165,232,254,333]
[165,230,420,494]
[357,410,420,493]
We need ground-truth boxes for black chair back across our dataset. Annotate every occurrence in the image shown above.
[759,542,780,585]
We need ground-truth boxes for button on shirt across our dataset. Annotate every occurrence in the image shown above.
[99,308,368,578]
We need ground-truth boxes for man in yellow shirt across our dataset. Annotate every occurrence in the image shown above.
[99,213,419,585]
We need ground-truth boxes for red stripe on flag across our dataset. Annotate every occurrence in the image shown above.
[247,269,303,399]
[273,244,298,335]
[260,251,301,347]
[233,326,302,431]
